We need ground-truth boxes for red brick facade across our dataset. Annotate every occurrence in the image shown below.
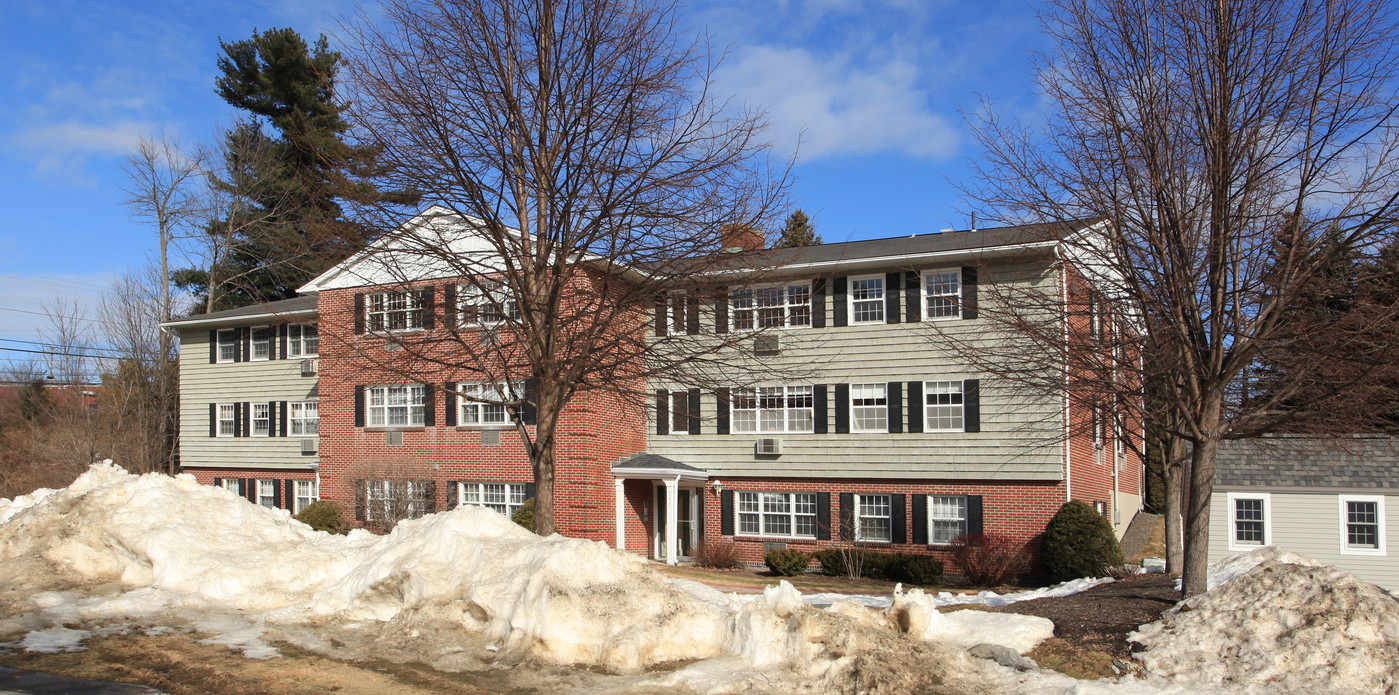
[186,467,320,513]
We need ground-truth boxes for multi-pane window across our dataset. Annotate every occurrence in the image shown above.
[663,293,691,335]
[850,383,888,433]
[367,385,426,427]
[459,382,508,425]
[367,291,423,332]
[1234,498,1265,545]
[850,276,885,324]
[458,280,519,325]
[217,329,237,363]
[924,269,962,319]
[256,479,277,508]
[251,327,272,361]
[216,403,236,437]
[737,491,818,538]
[294,480,318,514]
[924,381,965,431]
[458,482,529,517]
[731,386,814,433]
[1344,498,1381,551]
[669,391,693,434]
[730,283,811,330]
[288,324,318,357]
[856,494,892,542]
[251,403,271,437]
[289,401,319,435]
[221,478,241,493]
[929,495,967,544]
[364,479,431,521]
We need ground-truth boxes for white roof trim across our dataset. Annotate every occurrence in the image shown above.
[160,308,317,329]
[610,466,709,482]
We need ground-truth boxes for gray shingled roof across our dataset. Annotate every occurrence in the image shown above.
[162,296,317,327]
[1215,436,1399,489]
[612,453,706,473]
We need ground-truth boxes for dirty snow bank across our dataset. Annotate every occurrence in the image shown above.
[796,575,1114,609]
[1133,547,1399,694]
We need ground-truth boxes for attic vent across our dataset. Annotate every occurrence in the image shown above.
[301,438,318,454]
[1093,500,1107,517]
[754,335,781,356]
[755,437,783,456]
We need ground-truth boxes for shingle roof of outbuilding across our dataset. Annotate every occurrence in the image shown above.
[1215,436,1399,489]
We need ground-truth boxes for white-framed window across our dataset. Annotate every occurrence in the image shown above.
[1226,492,1271,551]
[217,329,238,363]
[929,495,967,544]
[367,385,426,427]
[293,480,318,514]
[363,479,431,521]
[924,381,965,432]
[251,403,271,437]
[289,401,319,435]
[216,403,237,437]
[669,390,693,435]
[923,269,962,320]
[730,283,811,331]
[220,478,241,493]
[256,479,277,508]
[459,382,509,426]
[1339,495,1386,555]
[458,280,519,326]
[849,275,885,324]
[458,482,528,517]
[737,491,818,539]
[288,324,318,357]
[251,326,272,361]
[856,493,892,542]
[731,385,813,433]
[850,383,888,433]
[367,291,423,332]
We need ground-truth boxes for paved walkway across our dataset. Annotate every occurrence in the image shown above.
[0,667,163,695]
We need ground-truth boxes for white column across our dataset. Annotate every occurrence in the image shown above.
[665,476,680,565]
[614,478,626,551]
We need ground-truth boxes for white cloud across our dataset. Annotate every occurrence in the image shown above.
[716,45,959,161]
[12,120,152,180]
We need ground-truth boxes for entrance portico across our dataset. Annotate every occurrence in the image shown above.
[611,454,708,565]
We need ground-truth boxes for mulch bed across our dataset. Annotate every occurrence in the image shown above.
[982,574,1181,659]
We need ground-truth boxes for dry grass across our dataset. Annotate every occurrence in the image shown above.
[1025,637,1116,680]
[1127,516,1167,564]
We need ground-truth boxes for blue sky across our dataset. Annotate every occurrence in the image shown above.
[0,0,1049,340]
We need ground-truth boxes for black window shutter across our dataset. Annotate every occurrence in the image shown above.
[885,272,902,324]
[446,481,460,510]
[834,384,850,434]
[241,327,250,362]
[654,296,666,336]
[444,381,458,426]
[354,386,365,427]
[353,293,365,334]
[720,490,734,535]
[208,330,217,363]
[443,285,458,327]
[685,295,700,335]
[286,480,297,510]
[912,494,928,545]
[838,492,854,540]
[522,379,537,425]
[273,479,284,509]
[231,329,241,363]
[964,379,981,433]
[423,480,437,513]
[891,494,907,544]
[907,381,924,433]
[656,389,669,435]
[232,402,243,437]
[813,384,828,434]
[209,403,217,437]
[279,324,289,359]
[243,402,252,437]
[832,276,848,326]
[423,384,436,426]
[687,389,701,435]
[905,271,921,322]
[715,388,730,434]
[816,491,831,540]
[887,382,904,434]
[279,401,288,436]
[237,479,247,496]
[268,401,278,436]
[962,267,978,319]
[966,495,984,536]
[524,482,537,500]
[213,477,223,489]
[247,479,258,502]
[354,480,367,521]
[714,287,729,333]
[418,286,436,329]
[811,278,827,328]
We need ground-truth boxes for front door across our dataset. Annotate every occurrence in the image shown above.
[677,488,695,557]
[654,484,702,560]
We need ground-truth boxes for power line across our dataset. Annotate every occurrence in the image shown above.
[0,338,140,358]
[0,272,111,293]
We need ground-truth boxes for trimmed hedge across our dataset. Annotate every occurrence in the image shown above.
[1040,500,1124,582]
[764,548,812,576]
[811,549,943,585]
[295,500,349,535]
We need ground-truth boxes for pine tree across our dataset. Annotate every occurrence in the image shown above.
[777,209,821,248]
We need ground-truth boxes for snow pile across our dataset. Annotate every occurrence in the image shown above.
[1133,548,1399,694]
[797,575,1113,609]
[886,585,1054,654]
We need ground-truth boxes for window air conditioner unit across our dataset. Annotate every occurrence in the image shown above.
[754,334,781,356]
[301,438,319,454]
[300,358,319,376]
[755,437,783,455]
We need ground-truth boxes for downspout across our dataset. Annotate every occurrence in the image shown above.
[1057,246,1072,502]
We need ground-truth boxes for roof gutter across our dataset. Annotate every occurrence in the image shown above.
[159,308,318,330]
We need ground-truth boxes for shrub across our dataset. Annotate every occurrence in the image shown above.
[949,533,1026,586]
[882,553,944,586]
[295,500,349,535]
[813,549,848,576]
[764,548,811,576]
[813,548,877,578]
[693,538,743,569]
[511,497,536,531]
[1041,500,1124,582]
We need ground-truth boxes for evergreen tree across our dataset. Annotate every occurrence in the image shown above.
[777,209,821,248]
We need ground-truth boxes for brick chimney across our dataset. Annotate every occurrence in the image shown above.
[720,223,765,252]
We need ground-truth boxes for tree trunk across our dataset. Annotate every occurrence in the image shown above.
[1181,434,1218,597]
[1162,433,1186,574]
[530,378,559,537]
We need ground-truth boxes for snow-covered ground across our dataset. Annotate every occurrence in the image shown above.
[1,464,1393,695]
